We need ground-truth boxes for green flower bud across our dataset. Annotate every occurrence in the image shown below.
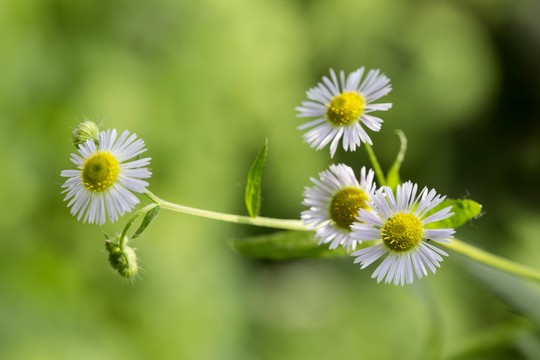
[105,235,138,278]
[72,120,100,148]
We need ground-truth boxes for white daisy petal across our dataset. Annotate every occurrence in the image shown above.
[415,247,437,274]
[411,252,427,278]
[350,181,456,285]
[322,76,339,96]
[355,208,384,227]
[424,242,450,257]
[297,67,392,156]
[360,114,383,132]
[329,127,344,157]
[302,164,378,251]
[347,67,364,91]
[296,108,325,118]
[352,244,386,269]
[85,195,99,224]
[60,129,152,225]
[297,118,326,130]
[339,70,346,91]
[423,228,455,243]
[422,207,454,224]
[373,255,395,283]
[365,103,393,112]
[385,255,401,284]
[405,253,414,284]
[415,188,438,216]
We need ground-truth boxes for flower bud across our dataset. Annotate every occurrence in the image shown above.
[72,120,100,148]
[105,236,138,278]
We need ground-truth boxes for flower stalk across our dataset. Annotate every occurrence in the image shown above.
[439,239,540,283]
[364,143,386,185]
[144,190,306,231]
[141,190,540,284]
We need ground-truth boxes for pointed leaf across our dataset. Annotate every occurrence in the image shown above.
[386,130,407,190]
[424,199,482,229]
[230,230,350,260]
[133,205,160,238]
[245,139,268,218]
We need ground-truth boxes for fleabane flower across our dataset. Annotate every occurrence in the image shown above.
[60,129,152,225]
[296,67,392,157]
[301,164,376,251]
[350,182,455,286]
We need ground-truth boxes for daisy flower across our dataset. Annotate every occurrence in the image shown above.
[350,182,455,286]
[296,67,392,157]
[301,164,376,251]
[60,129,152,225]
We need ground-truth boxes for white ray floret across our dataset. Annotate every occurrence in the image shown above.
[350,181,455,286]
[60,129,152,225]
[301,164,376,251]
[296,67,392,157]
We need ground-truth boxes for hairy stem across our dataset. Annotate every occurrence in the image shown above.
[145,190,306,231]
[364,143,386,185]
[440,239,540,283]
[144,190,540,283]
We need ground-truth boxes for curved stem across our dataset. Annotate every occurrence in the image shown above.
[144,190,540,283]
[440,238,540,283]
[364,143,386,185]
[119,203,159,248]
[144,190,307,231]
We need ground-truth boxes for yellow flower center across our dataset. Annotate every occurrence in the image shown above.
[382,213,423,252]
[329,187,369,230]
[326,92,365,126]
[81,152,119,192]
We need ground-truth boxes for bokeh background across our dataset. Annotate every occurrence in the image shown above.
[1,0,540,358]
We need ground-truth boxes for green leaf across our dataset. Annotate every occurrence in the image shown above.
[424,199,482,229]
[132,205,160,238]
[245,139,268,218]
[385,130,407,190]
[230,230,350,260]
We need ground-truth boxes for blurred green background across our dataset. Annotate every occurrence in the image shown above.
[1,0,540,358]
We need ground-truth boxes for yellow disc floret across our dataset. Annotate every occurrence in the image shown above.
[81,151,119,192]
[382,213,423,252]
[326,92,365,126]
[329,187,370,230]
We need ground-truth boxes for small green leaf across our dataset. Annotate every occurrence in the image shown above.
[132,205,160,238]
[424,199,482,229]
[245,139,268,218]
[386,130,407,190]
[230,230,350,260]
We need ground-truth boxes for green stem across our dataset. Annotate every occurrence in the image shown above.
[364,143,386,185]
[440,238,540,283]
[144,191,540,283]
[119,203,159,248]
[144,190,307,231]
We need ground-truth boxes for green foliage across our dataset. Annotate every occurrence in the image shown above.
[385,130,407,190]
[424,199,482,229]
[245,140,268,218]
[230,231,349,260]
[133,205,160,239]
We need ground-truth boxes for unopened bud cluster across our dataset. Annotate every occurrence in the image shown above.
[72,120,100,148]
[105,235,138,278]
